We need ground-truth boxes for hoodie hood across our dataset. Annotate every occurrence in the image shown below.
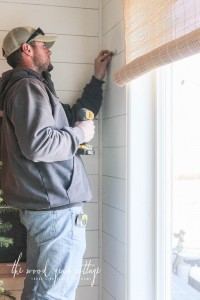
[0,68,56,111]
[0,68,42,111]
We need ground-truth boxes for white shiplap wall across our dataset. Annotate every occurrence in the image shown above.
[101,0,127,300]
[0,1,99,299]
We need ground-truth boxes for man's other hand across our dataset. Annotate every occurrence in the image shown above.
[75,120,95,143]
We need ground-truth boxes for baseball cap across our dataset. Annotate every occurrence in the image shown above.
[2,26,57,58]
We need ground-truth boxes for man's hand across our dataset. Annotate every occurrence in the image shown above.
[94,50,113,81]
[75,120,95,143]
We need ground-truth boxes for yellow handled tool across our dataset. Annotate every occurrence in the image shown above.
[76,108,95,155]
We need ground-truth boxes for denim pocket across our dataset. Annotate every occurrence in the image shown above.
[22,210,56,244]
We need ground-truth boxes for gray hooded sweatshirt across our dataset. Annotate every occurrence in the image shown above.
[0,68,103,210]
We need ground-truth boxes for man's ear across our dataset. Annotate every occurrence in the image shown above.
[21,43,33,56]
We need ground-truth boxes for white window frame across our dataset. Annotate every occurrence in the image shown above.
[127,71,157,300]
[127,66,174,300]
[156,65,173,300]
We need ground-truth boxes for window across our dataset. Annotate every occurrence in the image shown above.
[157,53,200,300]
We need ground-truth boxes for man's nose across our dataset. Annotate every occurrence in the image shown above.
[47,48,51,55]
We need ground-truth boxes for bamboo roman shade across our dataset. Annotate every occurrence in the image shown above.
[114,0,200,87]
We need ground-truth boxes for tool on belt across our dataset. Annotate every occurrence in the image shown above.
[76,214,88,227]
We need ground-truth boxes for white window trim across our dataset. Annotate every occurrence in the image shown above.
[156,65,173,300]
[127,71,157,300]
[127,66,174,300]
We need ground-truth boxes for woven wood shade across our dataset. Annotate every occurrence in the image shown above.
[114,0,200,87]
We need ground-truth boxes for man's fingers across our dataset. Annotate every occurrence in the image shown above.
[97,50,110,57]
[94,49,113,80]
[96,50,113,61]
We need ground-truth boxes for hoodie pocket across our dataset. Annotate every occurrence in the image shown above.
[67,156,92,203]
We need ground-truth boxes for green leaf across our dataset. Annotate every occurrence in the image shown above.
[0,221,12,233]
[0,289,16,299]
[0,237,13,248]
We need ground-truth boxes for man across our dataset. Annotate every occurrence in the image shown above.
[0,26,112,300]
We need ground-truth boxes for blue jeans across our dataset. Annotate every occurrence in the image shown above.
[19,206,86,300]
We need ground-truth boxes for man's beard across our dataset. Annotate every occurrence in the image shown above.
[33,57,53,73]
[47,63,53,72]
